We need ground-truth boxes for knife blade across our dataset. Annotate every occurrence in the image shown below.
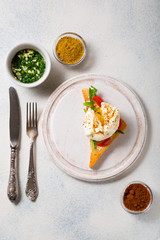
[7,87,20,202]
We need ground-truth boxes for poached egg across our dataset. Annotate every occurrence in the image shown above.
[83,102,120,141]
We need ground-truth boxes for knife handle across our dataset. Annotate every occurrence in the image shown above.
[7,147,19,202]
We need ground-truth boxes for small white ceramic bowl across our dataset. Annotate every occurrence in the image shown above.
[6,42,51,88]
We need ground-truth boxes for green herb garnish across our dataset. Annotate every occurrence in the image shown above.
[89,85,97,101]
[91,139,97,151]
[116,130,124,134]
[83,86,97,112]
[11,49,46,84]
[83,102,93,107]
[83,108,87,113]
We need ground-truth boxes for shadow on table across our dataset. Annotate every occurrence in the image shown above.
[34,60,65,97]
[30,43,95,97]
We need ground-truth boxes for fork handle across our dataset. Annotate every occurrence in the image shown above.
[25,142,38,201]
[7,147,19,202]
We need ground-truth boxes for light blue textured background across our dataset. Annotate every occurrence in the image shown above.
[0,1,160,239]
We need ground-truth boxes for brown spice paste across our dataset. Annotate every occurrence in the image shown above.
[123,183,151,211]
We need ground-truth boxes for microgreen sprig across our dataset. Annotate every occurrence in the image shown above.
[116,130,124,134]
[83,86,97,111]
[91,139,97,151]
[89,85,97,101]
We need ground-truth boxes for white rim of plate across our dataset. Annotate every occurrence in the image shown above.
[42,74,147,182]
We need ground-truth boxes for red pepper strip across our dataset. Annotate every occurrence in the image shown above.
[118,119,122,130]
[92,95,103,107]
[97,137,111,147]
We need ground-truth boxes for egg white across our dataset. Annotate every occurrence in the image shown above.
[83,102,120,141]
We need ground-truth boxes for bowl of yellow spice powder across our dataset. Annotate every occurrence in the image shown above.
[54,32,86,66]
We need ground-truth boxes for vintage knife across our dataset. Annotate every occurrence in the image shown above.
[7,87,20,202]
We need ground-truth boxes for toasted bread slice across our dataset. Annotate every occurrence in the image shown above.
[82,88,127,168]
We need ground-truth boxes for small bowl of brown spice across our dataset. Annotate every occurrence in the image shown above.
[121,181,153,214]
[53,32,86,66]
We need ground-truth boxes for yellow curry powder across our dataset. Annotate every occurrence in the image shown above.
[56,36,84,64]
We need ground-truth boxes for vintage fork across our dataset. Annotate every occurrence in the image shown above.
[25,102,38,201]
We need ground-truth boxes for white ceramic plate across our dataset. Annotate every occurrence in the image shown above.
[42,74,147,182]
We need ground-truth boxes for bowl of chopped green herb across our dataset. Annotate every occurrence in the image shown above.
[6,42,51,88]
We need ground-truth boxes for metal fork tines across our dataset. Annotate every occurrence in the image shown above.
[26,102,38,201]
